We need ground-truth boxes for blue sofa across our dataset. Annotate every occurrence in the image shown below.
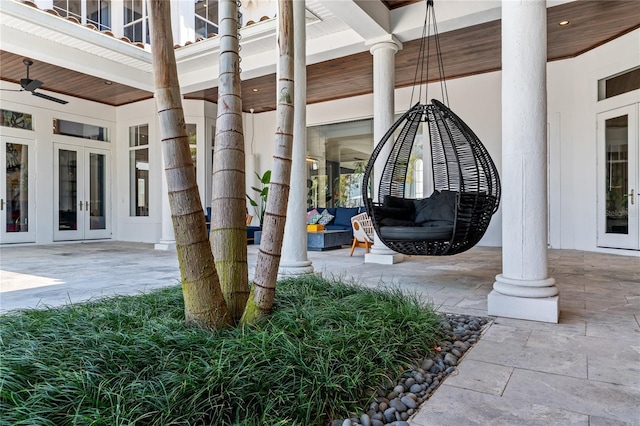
[307,206,365,236]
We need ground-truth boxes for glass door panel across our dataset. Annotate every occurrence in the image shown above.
[0,138,35,244]
[58,148,79,232]
[55,145,83,241]
[54,144,110,241]
[597,104,639,250]
[85,148,110,239]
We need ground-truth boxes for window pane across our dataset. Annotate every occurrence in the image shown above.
[58,149,78,231]
[605,115,629,234]
[129,124,149,147]
[53,118,109,141]
[187,123,197,171]
[130,148,149,216]
[124,21,143,44]
[53,0,81,20]
[306,119,373,208]
[124,0,143,24]
[5,143,29,233]
[1,109,33,130]
[195,0,218,37]
[87,0,111,31]
[89,153,106,230]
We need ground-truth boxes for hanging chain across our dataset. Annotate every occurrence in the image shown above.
[409,0,449,108]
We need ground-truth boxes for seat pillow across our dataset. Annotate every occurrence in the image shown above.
[380,225,453,241]
[383,195,415,210]
[414,191,457,225]
[373,206,414,222]
[380,217,415,227]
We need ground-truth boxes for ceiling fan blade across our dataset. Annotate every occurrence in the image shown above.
[32,91,69,105]
[21,78,43,92]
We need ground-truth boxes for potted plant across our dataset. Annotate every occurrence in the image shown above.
[247,170,271,228]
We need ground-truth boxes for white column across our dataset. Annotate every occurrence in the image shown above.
[365,38,403,265]
[154,153,176,251]
[488,0,558,323]
[279,0,314,277]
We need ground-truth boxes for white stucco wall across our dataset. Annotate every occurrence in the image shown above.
[547,28,640,254]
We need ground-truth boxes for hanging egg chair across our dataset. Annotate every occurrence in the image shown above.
[362,0,501,256]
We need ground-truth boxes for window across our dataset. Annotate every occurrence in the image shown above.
[53,0,81,21]
[53,0,110,30]
[598,66,640,101]
[1,110,33,130]
[195,0,219,38]
[306,119,373,209]
[53,119,109,141]
[129,124,149,216]
[186,123,197,173]
[87,0,111,31]
[124,0,149,44]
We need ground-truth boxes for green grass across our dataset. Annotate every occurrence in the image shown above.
[0,274,445,426]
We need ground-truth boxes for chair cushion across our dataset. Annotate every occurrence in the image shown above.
[383,195,415,210]
[413,191,457,225]
[380,217,415,227]
[374,206,414,222]
[380,225,453,241]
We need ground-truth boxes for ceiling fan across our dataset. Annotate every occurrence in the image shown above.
[14,59,69,105]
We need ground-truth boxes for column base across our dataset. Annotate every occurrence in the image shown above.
[365,252,404,265]
[154,241,176,251]
[488,290,559,323]
[278,261,315,278]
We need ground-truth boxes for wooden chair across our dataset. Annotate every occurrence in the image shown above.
[350,212,374,256]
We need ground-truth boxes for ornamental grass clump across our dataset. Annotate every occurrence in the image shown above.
[0,274,445,425]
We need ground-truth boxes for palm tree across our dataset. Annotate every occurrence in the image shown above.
[243,0,294,323]
[147,0,231,329]
[210,0,251,323]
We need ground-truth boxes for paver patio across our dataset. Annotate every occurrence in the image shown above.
[1,242,638,425]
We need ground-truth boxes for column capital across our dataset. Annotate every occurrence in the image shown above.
[367,36,402,54]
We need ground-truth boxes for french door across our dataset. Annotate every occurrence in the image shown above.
[0,137,35,244]
[54,144,111,241]
[597,104,639,250]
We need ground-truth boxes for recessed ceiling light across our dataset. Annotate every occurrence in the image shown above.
[252,88,259,92]
[104,81,113,85]
[559,20,570,26]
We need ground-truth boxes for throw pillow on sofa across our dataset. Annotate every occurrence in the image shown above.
[306,209,322,224]
[317,209,335,225]
[333,207,359,227]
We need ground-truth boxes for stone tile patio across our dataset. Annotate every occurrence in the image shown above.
[1,241,638,424]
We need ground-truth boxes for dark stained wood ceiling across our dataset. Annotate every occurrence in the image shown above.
[2,0,638,111]
[0,51,153,106]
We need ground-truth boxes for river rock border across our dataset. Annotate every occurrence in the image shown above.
[334,314,492,426]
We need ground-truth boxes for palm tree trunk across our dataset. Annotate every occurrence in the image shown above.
[211,0,250,323]
[242,0,294,323]
[147,0,231,329]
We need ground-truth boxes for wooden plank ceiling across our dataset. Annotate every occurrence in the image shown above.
[1,0,638,111]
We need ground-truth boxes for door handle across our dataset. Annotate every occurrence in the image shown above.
[630,189,635,205]
[0,198,3,211]
[79,201,83,211]
[86,201,89,211]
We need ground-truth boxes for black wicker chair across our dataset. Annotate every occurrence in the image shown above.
[363,100,500,256]
[362,0,500,256]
